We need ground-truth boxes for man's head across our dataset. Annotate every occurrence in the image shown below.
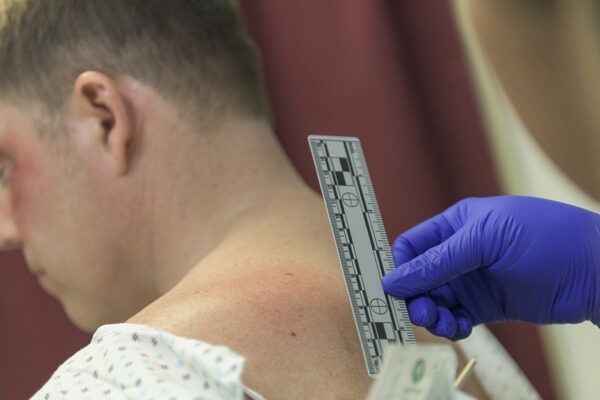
[0,0,271,126]
[0,0,278,331]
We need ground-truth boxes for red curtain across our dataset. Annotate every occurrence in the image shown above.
[0,251,90,399]
[0,1,556,398]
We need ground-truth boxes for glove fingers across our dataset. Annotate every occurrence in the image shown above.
[391,213,456,266]
[406,295,438,326]
[391,236,418,267]
[426,306,457,339]
[449,307,474,341]
[418,305,474,340]
[429,284,458,309]
[383,227,481,298]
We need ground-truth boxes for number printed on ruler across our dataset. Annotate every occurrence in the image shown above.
[308,135,416,378]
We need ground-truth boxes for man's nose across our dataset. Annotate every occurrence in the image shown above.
[0,201,21,251]
[0,222,21,251]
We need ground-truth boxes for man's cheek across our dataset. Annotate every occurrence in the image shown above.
[10,160,46,235]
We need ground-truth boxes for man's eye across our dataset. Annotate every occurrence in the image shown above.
[0,166,12,186]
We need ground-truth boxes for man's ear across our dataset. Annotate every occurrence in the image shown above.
[70,71,132,176]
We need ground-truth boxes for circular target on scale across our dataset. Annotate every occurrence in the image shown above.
[342,192,359,207]
[370,298,388,315]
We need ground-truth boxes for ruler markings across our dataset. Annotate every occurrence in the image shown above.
[308,135,416,378]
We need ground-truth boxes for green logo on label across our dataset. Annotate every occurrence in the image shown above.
[412,359,426,383]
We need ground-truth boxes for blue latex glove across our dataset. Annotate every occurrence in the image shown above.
[381,196,600,340]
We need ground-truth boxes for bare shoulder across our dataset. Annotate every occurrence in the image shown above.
[130,265,372,399]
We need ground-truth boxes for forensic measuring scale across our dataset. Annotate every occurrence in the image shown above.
[308,135,416,377]
[309,135,542,400]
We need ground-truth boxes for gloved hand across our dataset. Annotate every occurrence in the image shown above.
[381,196,600,340]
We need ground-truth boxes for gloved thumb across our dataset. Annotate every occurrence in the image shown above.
[382,227,481,298]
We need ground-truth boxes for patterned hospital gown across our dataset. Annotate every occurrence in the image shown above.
[31,323,266,400]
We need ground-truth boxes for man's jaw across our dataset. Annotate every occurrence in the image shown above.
[25,258,56,295]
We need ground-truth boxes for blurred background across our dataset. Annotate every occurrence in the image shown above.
[453,1,600,399]
[2,1,598,398]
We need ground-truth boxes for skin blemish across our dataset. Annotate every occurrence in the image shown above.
[290,331,297,337]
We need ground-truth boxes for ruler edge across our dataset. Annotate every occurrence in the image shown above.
[307,134,415,378]
[308,134,360,142]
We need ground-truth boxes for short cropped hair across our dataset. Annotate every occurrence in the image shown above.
[0,0,272,127]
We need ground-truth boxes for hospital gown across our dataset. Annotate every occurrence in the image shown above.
[31,323,266,400]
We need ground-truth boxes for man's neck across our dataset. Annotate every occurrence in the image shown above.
[141,120,308,296]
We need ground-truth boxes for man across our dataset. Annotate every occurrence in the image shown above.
[0,0,372,398]
[2,1,496,398]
